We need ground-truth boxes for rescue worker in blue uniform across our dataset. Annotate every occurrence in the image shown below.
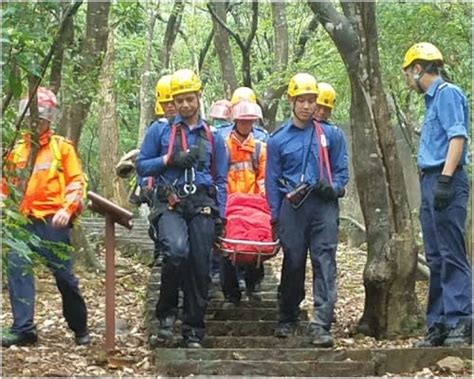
[313,82,347,198]
[136,69,228,348]
[402,43,472,347]
[266,73,349,347]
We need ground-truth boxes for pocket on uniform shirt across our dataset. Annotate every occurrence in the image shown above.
[282,144,304,170]
[422,110,438,138]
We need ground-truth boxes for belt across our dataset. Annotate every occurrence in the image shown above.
[421,165,463,174]
[156,185,216,196]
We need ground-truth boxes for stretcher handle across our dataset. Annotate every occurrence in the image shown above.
[217,236,280,247]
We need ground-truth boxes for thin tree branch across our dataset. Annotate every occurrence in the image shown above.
[198,29,214,72]
[294,14,319,64]
[2,0,83,164]
[206,2,245,51]
[244,1,258,51]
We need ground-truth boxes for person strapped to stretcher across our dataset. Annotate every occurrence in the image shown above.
[215,100,279,308]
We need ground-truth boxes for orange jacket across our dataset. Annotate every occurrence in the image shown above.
[2,130,85,219]
[225,131,266,195]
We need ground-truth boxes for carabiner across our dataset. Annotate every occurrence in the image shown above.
[183,183,197,194]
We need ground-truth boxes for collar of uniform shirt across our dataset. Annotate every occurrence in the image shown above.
[290,118,313,130]
[424,77,444,98]
[174,114,204,130]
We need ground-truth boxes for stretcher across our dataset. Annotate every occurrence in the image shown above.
[217,193,280,266]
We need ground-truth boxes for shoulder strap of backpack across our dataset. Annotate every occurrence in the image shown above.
[202,121,216,179]
[48,135,66,193]
[251,140,262,173]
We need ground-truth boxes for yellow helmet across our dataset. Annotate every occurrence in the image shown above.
[155,101,164,117]
[316,82,336,109]
[155,74,173,103]
[170,69,201,97]
[231,87,257,105]
[287,73,318,98]
[402,42,443,69]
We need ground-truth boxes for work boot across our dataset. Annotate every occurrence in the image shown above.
[415,323,447,347]
[2,330,38,347]
[210,272,220,285]
[223,298,240,310]
[75,331,91,345]
[157,315,175,340]
[443,324,472,347]
[274,323,296,338]
[246,288,262,303]
[308,325,333,348]
[185,339,202,348]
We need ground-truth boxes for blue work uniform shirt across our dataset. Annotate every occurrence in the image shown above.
[136,114,228,217]
[418,78,469,169]
[265,118,349,220]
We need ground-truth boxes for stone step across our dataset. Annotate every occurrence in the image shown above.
[204,320,308,336]
[206,308,308,321]
[154,347,350,362]
[208,300,276,309]
[201,336,315,348]
[154,359,375,377]
[210,291,278,301]
[147,281,278,293]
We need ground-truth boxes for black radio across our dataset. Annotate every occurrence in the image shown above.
[286,182,310,206]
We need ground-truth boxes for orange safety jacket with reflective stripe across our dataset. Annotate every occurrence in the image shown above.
[225,131,266,195]
[2,129,85,219]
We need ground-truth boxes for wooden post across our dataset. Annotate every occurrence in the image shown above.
[87,191,133,351]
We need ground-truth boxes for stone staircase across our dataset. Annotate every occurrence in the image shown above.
[83,216,472,377]
[81,216,155,264]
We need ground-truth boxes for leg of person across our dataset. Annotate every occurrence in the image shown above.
[181,213,215,348]
[155,209,189,339]
[3,223,38,347]
[308,197,338,348]
[244,263,263,302]
[210,248,221,284]
[434,170,472,346]
[416,173,448,347]
[34,218,89,345]
[275,199,309,337]
[220,255,241,307]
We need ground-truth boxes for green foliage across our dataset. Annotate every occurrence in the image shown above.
[2,1,472,201]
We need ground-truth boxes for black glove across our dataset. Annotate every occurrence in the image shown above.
[215,218,226,239]
[271,219,279,242]
[169,146,199,169]
[433,175,453,211]
[315,179,338,201]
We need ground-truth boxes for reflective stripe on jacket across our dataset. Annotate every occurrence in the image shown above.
[3,130,86,218]
[225,131,266,195]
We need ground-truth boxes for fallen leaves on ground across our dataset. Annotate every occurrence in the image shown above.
[2,239,471,377]
[2,246,155,377]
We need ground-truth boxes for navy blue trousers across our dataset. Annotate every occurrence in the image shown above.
[420,168,472,328]
[278,194,338,329]
[220,256,264,302]
[155,208,215,342]
[7,217,87,334]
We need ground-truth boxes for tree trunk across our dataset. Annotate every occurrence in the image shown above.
[138,8,158,147]
[97,29,128,207]
[71,222,103,271]
[49,2,74,94]
[157,0,184,73]
[263,2,288,129]
[211,1,238,98]
[56,1,110,147]
[309,1,419,338]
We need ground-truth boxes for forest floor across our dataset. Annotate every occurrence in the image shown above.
[1,242,472,377]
